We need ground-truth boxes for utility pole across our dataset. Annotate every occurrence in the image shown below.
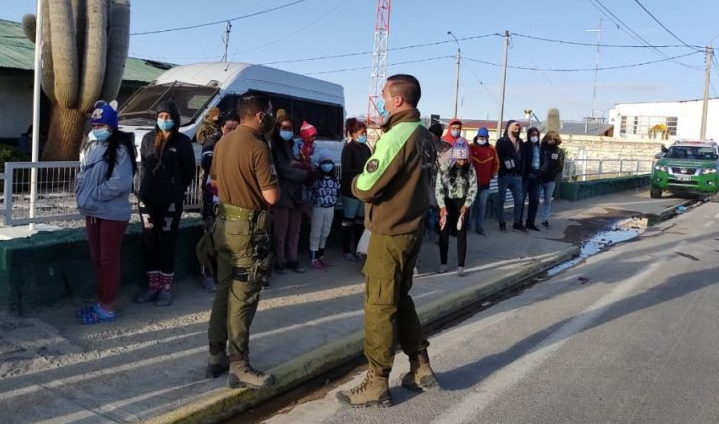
[700,45,713,140]
[221,21,232,62]
[586,19,603,121]
[496,30,510,141]
[29,0,44,231]
[448,31,461,118]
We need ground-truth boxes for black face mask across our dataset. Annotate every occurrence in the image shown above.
[260,113,275,134]
[511,130,520,138]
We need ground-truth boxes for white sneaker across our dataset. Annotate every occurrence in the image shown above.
[437,264,447,274]
[457,266,465,277]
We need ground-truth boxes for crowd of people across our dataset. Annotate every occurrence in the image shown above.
[72,74,565,400]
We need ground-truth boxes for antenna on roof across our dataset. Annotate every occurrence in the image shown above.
[221,21,232,62]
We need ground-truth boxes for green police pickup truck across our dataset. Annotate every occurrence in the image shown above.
[650,141,719,201]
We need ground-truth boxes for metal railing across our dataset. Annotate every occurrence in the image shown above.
[1,161,202,227]
[566,158,654,181]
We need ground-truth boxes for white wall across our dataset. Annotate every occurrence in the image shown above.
[608,98,719,141]
[0,73,34,140]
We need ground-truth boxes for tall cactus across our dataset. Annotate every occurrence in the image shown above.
[22,0,130,161]
[546,108,560,134]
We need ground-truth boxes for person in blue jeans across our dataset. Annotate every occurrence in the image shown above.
[539,130,565,229]
[521,127,543,231]
[494,120,525,232]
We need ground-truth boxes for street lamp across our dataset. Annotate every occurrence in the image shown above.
[447,31,461,118]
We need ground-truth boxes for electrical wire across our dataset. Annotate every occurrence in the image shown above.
[303,55,454,76]
[130,0,311,36]
[461,58,500,107]
[464,51,701,72]
[511,32,698,49]
[633,0,694,48]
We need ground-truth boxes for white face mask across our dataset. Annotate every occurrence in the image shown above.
[478,138,488,145]
[530,136,539,143]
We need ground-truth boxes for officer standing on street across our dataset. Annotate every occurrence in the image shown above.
[337,74,439,407]
[205,93,280,389]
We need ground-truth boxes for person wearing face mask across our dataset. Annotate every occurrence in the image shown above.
[206,93,279,389]
[308,149,341,271]
[75,100,137,324]
[521,127,543,231]
[269,111,312,275]
[338,74,438,408]
[468,127,498,236]
[539,130,564,229]
[441,118,464,146]
[495,119,526,232]
[135,101,196,306]
[340,117,372,262]
[435,139,478,276]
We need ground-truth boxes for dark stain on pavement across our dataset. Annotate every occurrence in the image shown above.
[675,252,700,261]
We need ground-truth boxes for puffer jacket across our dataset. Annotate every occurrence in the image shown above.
[76,133,134,221]
[138,130,195,204]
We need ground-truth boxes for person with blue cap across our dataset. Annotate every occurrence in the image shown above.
[75,100,137,324]
[469,127,498,235]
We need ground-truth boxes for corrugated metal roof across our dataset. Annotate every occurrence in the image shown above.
[0,18,172,82]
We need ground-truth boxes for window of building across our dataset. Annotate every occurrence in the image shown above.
[618,115,679,137]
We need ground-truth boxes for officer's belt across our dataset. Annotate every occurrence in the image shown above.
[217,203,257,221]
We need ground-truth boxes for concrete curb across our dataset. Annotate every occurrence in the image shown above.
[656,198,697,220]
[142,245,580,424]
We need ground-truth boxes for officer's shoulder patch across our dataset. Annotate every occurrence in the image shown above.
[366,159,379,173]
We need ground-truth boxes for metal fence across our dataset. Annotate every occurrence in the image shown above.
[1,161,203,227]
[567,158,654,181]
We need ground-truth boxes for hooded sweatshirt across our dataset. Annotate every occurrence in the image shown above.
[76,131,134,221]
[441,118,463,145]
[138,101,196,204]
[495,120,524,177]
[469,141,499,189]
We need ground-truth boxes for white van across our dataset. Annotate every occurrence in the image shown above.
[117,62,346,159]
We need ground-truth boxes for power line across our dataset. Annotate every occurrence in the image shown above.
[130,0,311,36]
[303,55,454,76]
[460,58,500,107]
[464,51,701,72]
[512,32,698,49]
[633,0,694,48]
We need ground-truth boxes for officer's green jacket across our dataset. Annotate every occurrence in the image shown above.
[352,109,431,235]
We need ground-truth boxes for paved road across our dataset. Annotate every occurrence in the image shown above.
[263,201,719,424]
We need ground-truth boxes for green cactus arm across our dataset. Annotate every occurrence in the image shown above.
[40,0,56,101]
[21,14,36,42]
[99,0,130,102]
[48,0,80,109]
[72,0,87,71]
[78,0,108,112]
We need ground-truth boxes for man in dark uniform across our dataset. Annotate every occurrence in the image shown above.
[205,93,279,389]
[336,74,439,407]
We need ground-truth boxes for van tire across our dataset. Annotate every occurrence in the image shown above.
[650,189,662,199]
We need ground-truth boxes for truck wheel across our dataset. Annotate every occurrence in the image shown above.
[650,189,662,199]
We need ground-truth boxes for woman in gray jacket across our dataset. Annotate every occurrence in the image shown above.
[75,100,137,324]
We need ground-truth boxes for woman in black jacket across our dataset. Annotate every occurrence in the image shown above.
[539,130,564,229]
[135,101,196,306]
[340,117,371,262]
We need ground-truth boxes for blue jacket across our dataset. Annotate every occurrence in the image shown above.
[76,136,134,221]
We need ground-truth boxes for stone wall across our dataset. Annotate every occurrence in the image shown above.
[558,135,664,177]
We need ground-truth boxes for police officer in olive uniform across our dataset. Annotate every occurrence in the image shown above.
[205,93,279,389]
[336,74,439,407]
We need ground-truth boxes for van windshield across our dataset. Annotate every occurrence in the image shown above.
[666,146,718,161]
[119,82,218,126]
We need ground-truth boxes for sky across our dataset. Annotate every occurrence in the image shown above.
[3,0,719,123]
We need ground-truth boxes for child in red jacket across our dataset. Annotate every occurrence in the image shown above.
[469,127,498,235]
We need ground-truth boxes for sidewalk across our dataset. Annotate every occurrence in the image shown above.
[0,190,691,424]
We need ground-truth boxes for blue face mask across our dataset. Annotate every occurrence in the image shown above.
[157,118,174,131]
[279,130,293,141]
[357,135,368,144]
[451,129,461,138]
[376,98,390,119]
[320,163,334,173]
[92,128,112,142]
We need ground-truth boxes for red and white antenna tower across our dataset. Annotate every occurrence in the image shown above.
[367,0,391,128]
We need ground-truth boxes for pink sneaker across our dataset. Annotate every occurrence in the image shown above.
[311,259,326,272]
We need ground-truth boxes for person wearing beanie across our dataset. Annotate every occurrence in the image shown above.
[75,100,137,324]
[435,138,477,277]
[340,117,371,262]
[196,106,222,146]
[468,127,498,235]
[296,120,318,165]
[308,149,341,271]
[270,113,311,275]
[136,101,196,306]
[495,119,526,233]
[521,127,543,231]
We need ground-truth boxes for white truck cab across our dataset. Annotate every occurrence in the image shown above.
[117,62,346,160]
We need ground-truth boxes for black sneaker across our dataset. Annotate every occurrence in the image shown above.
[512,223,527,233]
[541,221,551,230]
[475,226,486,236]
[499,222,507,232]
[526,224,541,231]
